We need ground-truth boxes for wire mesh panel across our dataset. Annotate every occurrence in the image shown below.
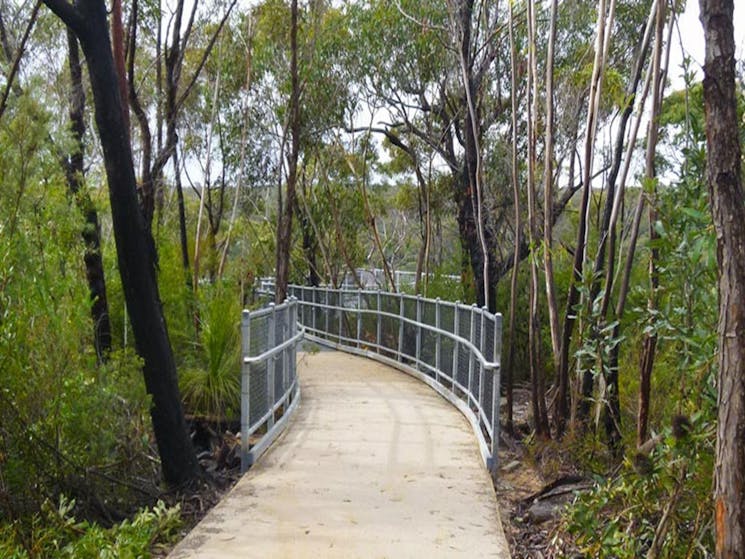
[379,292,400,358]
[247,312,270,426]
[240,299,302,471]
[359,292,377,348]
[458,305,472,343]
[419,299,438,379]
[401,296,418,364]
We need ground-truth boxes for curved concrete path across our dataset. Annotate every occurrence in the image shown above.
[169,351,510,558]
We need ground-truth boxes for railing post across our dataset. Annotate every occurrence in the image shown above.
[376,290,382,354]
[267,303,276,429]
[310,286,315,334]
[282,301,290,397]
[338,287,343,344]
[479,306,487,416]
[299,286,305,327]
[289,298,297,395]
[357,289,362,348]
[415,295,422,369]
[240,309,251,473]
[435,298,441,385]
[494,312,503,366]
[468,304,476,403]
[325,286,330,339]
[491,313,502,474]
[452,302,460,390]
[397,293,404,362]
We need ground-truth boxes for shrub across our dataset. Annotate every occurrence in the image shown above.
[0,497,181,559]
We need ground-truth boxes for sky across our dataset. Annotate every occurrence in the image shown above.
[668,0,745,89]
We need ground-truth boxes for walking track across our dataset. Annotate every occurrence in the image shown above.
[168,351,511,558]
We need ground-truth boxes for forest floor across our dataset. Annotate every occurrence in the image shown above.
[494,386,592,558]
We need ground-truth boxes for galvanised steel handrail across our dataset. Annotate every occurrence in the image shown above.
[256,268,461,294]
[288,284,502,473]
[240,298,303,472]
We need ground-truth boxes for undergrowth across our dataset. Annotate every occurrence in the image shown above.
[561,414,715,558]
[0,497,182,559]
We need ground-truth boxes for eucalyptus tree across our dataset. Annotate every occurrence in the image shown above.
[699,0,745,554]
[347,0,507,310]
[275,0,299,303]
[126,0,239,277]
[240,0,353,292]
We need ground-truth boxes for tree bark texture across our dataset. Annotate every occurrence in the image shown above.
[65,28,112,361]
[636,0,667,448]
[503,0,521,435]
[699,1,745,556]
[542,0,561,375]
[43,0,200,487]
[275,0,300,304]
[527,0,550,438]
[559,0,612,427]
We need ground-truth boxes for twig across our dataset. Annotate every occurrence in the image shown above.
[0,1,41,122]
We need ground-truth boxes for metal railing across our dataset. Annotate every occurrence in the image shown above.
[240,298,304,472]
[288,284,502,473]
[255,268,461,296]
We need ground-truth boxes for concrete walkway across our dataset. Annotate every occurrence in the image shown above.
[169,351,510,558]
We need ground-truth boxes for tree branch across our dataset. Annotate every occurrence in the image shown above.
[175,0,238,112]
[41,0,83,34]
[0,0,42,122]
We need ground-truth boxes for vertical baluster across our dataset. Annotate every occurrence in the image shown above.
[325,286,330,339]
[299,286,305,327]
[338,287,343,344]
[240,309,251,472]
[435,298,441,385]
[397,293,404,362]
[289,298,296,397]
[490,313,502,473]
[468,304,476,406]
[479,306,487,419]
[452,302,460,393]
[415,295,422,370]
[376,290,382,354]
[267,303,276,429]
[357,289,362,348]
[282,301,289,398]
[311,286,317,334]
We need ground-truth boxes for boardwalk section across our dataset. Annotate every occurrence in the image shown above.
[169,351,510,558]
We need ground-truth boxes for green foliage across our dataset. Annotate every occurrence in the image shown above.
[180,285,241,419]
[0,497,182,559]
[418,269,465,302]
[566,415,715,557]
[1,93,154,522]
[562,67,722,558]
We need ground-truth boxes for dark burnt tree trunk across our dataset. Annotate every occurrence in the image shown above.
[43,0,201,487]
[275,0,300,304]
[126,0,154,222]
[64,28,111,362]
[700,0,745,556]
